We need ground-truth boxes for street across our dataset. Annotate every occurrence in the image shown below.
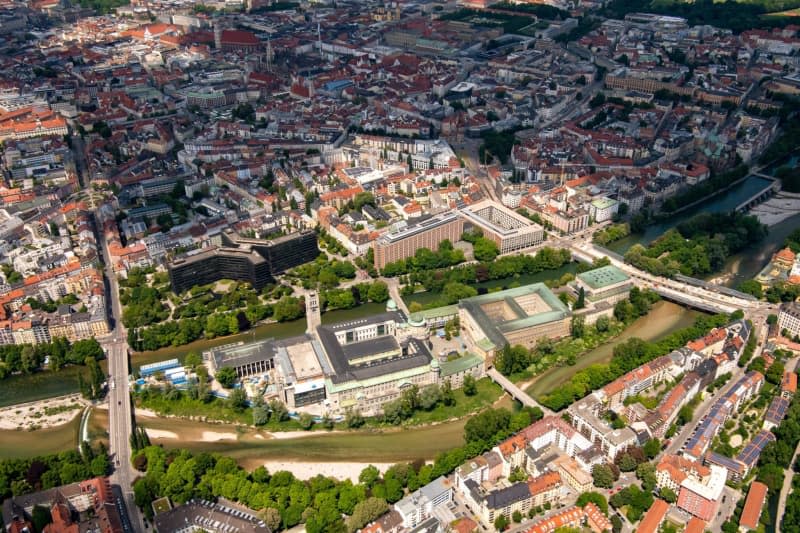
[97,214,144,531]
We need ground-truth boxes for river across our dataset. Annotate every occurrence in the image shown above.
[606,173,799,288]
[135,415,468,469]
[525,301,700,399]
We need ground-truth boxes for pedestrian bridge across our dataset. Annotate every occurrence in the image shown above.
[487,368,554,415]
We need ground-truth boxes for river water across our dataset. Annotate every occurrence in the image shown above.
[606,173,799,287]
[525,301,699,399]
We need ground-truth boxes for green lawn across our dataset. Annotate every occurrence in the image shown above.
[401,378,504,425]
[137,395,255,426]
[137,378,504,430]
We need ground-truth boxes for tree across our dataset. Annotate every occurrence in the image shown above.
[298,412,315,430]
[737,279,763,299]
[32,505,52,532]
[269,400,289,422]
[367,281,389,303]
[611,514,623,533]
[473,237,500,262]
[512,510,522,523]
[660,487,677,503]
[494,513,509,531]
[576,492,608,514]
[592,464,615,489]
[228,388,248,412]
[441,379,456,406]
[345,408,365,428]
[184,352,202,369]
[617,453,637,472]
[571,316,586,339]
[253,396,269,426]
[347,497,389,533]
[419,385,441,410]
[259,508,281,531]
[215,367,237,388]
[359,465,381,487]
[463,374,478,396]
[575,287,586,309]
[636,462,657,492]
[595,315,610,332]
[641,438,660,459]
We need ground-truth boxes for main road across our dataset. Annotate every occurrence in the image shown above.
[97,215,143,531]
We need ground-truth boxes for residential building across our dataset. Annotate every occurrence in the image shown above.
[373,211,464,270]
[677,464,726,521]
[779,302,800,338]
[395,477,454,529]
[1,478,124,533]
[637,499,669,533]
[460,199,544,254]
[589,197,618,222]
[739,482,768,532]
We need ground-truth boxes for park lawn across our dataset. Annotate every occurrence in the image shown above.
[137,395,254,426]
[401,378,505,426]
[136,378,504,430]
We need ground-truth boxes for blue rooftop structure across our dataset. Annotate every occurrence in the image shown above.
[140,358,181,376]
[323,80,353,92]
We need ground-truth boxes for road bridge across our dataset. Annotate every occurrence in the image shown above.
[735,176,779,212]
[569,242,762,315]
[97,212,142,532]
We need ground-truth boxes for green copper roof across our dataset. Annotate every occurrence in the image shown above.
[409,304,459,323]
[459,283,570,350]
[577,265,630,290]
[440,353,484,377]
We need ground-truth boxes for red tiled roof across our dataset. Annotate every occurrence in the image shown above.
[740,482,768,530]
[636,499,669,533]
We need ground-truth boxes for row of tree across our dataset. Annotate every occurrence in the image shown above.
[129,403,544,531]
[592,223,631,246]
[539,312,732,410]
[0,338,104,380]
[494,287,659,378]
[0,443,110,501]
[380,240,467,277]
[127,295,305,352]
[396,246,572,299]
[321,281,390,311]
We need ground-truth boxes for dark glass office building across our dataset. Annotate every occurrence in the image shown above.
[168,230,319,293]
[168,247,272,293]
[220,229,320,275]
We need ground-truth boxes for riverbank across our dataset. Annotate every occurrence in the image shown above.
[262,461,395,483]
[0,366,83,407]
[525,301,699,399]
[0,393,87,430]
[136,413,469,467]
[749,191,800,226]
